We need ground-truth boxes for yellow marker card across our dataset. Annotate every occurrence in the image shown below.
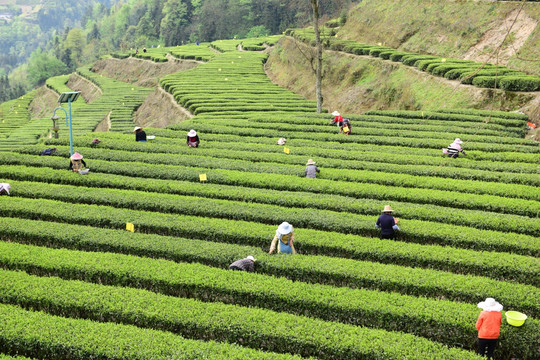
[283,147,290,154]
[126,222,135,232]
[199,174,207,182]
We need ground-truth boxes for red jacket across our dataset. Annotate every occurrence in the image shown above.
[476,311,501,339]
[334,115,343,124]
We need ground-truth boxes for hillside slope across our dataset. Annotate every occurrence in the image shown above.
[338,0,540,76]
[266,36,537,115]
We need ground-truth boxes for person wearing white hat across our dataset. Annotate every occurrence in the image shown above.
[305,159,320,178]
[331,111,343,127]
[269,222,297,254]
[187,129,200,148]
[133,126,147,142]
[476,298,503,359]
[229,255,256,272]
[68,152,87,172]
[443,138,466,158]
[375,205,400,239]
[0,183,11,196]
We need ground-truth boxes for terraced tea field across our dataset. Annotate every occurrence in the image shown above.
[0,39,538,360]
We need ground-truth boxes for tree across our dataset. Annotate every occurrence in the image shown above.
[311,0,323,113]
[65,28,86,66]
[136,12,157,40]
[245,25,269,38]
[160,0,188,46]
[26,48,68,87]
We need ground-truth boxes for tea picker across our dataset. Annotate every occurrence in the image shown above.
[0,183,10,195]
[187,129,200,148]
[331,111,343,127]
[305,159,320,178]
[375,205,400,239]
[229,256,256,272]
[442,138,466,158]
[69,152,89,175]
[269,222,297,254]
[476,298,502,360]
[133,126,147,142]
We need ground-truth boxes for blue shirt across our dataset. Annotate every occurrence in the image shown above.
[376,213,398,235]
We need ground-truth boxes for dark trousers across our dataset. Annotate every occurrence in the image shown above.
[478,338,497,359]
[229,265,243,271]
[380,233,395,240]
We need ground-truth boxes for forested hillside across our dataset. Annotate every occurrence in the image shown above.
[0,0,357,103]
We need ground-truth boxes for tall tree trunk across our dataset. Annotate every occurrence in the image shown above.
[311,0,323,113]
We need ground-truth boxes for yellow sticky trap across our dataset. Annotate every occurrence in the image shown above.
[126,222,135,232]
[224,78,228,81]
[283,147,290,154]
[131,88,134,91]
[218,68,222,71]
[421,111,424,117]
[377,42,382,46]
[441,58,446,63]
[238,55,242,58]
[199,174,207,182]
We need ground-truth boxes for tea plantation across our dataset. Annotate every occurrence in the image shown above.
[0,37,538,360]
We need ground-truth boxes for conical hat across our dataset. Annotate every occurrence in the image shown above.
[70,152,83,160]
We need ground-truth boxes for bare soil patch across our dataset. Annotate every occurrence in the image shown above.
[91,57,199,87]
[67,73,102,103]
[134,86,192,128]
[29,86,58,118]
[464,8,538,65]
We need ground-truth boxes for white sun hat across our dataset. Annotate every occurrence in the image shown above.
[188,129,197,137]
[133,126,142,132]
[0,183,10,195]
[246,255,256,262]
[454,138,463,144]
[478,298,503,312]
[331,111,340,116]
[306,159,316,165]
[277,222,293,235]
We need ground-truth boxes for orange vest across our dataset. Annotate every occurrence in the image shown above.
[476,311,501,339]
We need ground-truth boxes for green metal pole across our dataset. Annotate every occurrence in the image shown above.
[68,97,73,156]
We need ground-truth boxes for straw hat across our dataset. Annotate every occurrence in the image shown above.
[277,222,293,235]
[188,129,197,137]
[70,152,83,160]
[331,111,340,116]
[478,298,503,312]
[0,183,10,195]
[133,126,142,132]
[382,205,393,213]
[453,138,463,144]
[246,255,256,262]
[306,159,316,165]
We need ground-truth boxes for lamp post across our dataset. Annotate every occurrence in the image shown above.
[51,91,80,156]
